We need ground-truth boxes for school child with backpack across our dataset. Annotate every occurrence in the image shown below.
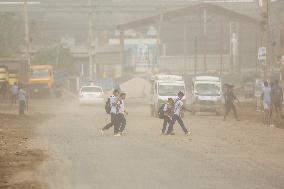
[166,91,191,136]
[117,93,128,135]
[100,89,120,136]
[159,98,174,135]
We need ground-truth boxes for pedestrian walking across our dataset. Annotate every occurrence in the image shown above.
[271,80,283,119]
[161,98,174,135]
[117,93,128,135]
[261,81,272,126]
[10,82,18,106]
[166,91,191,136]
[1,81,8,102]
[18,85,27,115]
[223,84,240,121]
[100,89,120,136]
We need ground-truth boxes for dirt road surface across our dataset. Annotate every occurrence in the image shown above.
[24,96,284,189]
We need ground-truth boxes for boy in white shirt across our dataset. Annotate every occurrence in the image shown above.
[101,89,120,135]
[117,93,128,135]
[166,91,191,136]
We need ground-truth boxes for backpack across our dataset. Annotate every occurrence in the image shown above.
[158,104,166,119]
[105,97,111,114]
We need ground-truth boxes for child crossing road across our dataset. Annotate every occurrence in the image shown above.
[161,98,174,135]
[100,89,120,136]
[166,91,191,136]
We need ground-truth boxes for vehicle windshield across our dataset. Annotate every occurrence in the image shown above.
[158,84,185,96]
[81,87,102,93]
[195,83,220,96]
[31,70,50,79]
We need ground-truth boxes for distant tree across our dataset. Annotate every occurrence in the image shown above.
[0,13,24,57]
[32,46,76,75]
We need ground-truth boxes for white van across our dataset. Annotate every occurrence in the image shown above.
[150,75,186,117]
[191,76,222,115]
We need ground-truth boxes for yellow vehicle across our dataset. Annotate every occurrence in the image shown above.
[29,65,54,96]
[8,71,18,86]
[0,66,9,88]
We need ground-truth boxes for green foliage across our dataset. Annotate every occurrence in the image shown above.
[0,13,24,57]
[32,46,76,75]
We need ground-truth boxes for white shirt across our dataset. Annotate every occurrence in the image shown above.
[118,99,125,114]
[262,86,271,103]
[109,95,118,114]
[174,99,183,116]
[163,103,169,112]
[11,85,18,95]
[18,89,26,101]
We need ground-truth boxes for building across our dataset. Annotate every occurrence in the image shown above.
[117,3,260,75]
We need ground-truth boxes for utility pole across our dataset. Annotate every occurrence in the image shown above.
[203,9,207,74]
[183,22,187,75]
[259,0,271,78]
[88,0,94,79]
[23,0,31,66]
[194,36,198,76]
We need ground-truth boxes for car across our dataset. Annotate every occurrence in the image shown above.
[78,85,105,105]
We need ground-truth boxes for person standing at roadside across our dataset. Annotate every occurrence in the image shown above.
[166,91,191,136]
[223,84,240,121]
[18,85,27,115]
[271,80,284,119]
[100,89,120,136]
[10,82,18,106]
[161,98,174,135]
[261,81,272,126]
[117,93,128,135]
[1,81,8,101]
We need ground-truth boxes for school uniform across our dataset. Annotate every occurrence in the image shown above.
[18,89,27,115]
[166,98,188,134]
[103,95,119,134]
[117,99,127,133]
[162,103,173,134]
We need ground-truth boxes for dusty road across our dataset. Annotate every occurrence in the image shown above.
[29,96,284,189]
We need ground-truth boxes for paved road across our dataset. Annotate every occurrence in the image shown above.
[32,97,284,189]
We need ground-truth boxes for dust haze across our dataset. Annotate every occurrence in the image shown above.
[0,1,284,189]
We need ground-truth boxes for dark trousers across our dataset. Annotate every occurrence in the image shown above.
[167,114,188,134]
[19,100,26,115]
[103,113,119,134]
[162,116,172,133]
[11,94,17,105]
[272,101,283,117]
[224,103,238,119]
[117,113,126,132]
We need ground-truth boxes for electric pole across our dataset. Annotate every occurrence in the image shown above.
[203,9,207,74]
[260,0,271,78]
[88,0,94,79]
[24,0,31,66]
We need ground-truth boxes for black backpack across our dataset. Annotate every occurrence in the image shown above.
[158,104,166,119]
[105,97,111,114]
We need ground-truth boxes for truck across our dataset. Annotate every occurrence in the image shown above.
[0,59,30,86]
[29,65,54,96]
[190,76,222,115]
[8,70,19,86]
[0,66,9,88]
[150,74,186,117]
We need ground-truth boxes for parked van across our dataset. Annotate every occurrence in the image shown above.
[191,76,222,115]
[150,74,186,117]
